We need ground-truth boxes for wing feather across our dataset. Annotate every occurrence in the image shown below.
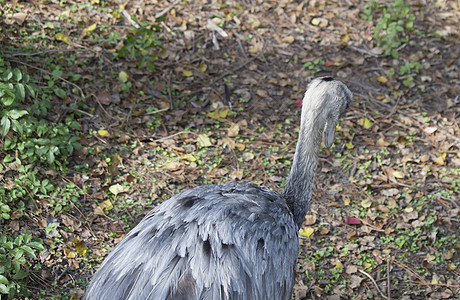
[85,181,298,300]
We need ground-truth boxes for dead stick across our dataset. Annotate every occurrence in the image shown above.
[387,259,391,300]
[358,269,388,300]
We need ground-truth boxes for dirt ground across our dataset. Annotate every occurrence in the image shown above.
[2,0,459,299]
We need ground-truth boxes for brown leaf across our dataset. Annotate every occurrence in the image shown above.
[97,90,112,105]
[304,215,316,225]
[349,275,363,289]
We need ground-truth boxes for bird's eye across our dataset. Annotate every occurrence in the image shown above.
[321,76,334,82]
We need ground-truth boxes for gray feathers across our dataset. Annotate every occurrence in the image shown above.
[85,182,298,300]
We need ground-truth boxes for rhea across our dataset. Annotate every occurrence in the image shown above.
[85,77,352,299]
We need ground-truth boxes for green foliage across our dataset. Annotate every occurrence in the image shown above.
[362,0,416,58]
[0,61,82,297]
[0,233,44,298]
[303,59,325,74]
[117,16,165,72]
[0,65,81,168]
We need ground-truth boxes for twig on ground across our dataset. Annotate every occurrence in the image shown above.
[145,107,169,115]
[122,10,140,28]
[358,269,388,300]
[155,0,181,19]
[90,93,120,121]
[349,45,381,58]
[387,259,392,300]
[8,49,91,56]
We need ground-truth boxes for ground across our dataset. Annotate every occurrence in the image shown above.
[0,0,459,299]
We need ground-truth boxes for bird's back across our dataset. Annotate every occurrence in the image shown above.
[85,181,298,300]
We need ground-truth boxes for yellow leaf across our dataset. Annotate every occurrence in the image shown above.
[93,206,105,216]
[182,70,193,77]
[197,64,207,72]
[343,196,350,206]
[426,253,436,262]
[333,261,344,269]
[248,46,260,54]
[340,34,350,42]
[432,153,446,165]
[118,70,129,83]
[235,143,245,151]
[208,108,229,119]
[358,117,372,129]
[98,129,109,136]
[363,262,372,269]
[165,161,181,171]
[282,36,295,43]
[311,18,321,26]
[181,154,196,162]
[109,183,126,196]
[64,248,77,258]
[376,76,388,83]
[230,170,243,180]
[299,227,314,238]
[345,141,354,149]
[85,23,97,33]
[376,137,390,147]
[361,198,372,208]
[55,33,69,42]
[73,239,88,256]
[90,0,100,4]
[197,134,212,147]
[393,170,405,179]
[99,200,113,212]
[221,136,236,148]
[112,10,121,18]
[227,124,240,137]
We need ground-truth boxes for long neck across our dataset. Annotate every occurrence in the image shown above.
[283,105,325,229]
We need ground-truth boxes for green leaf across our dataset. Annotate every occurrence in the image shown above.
[13,69,22,82]
[53,88,67,99]
[27,241,44,251]
[11,119,22,135]
[21,245,35,257]
[0,274,8,284]
[8,109,28,120]
[47,150,55,164]
[1,116,11,137]
[13,248,24,259]
[3,70,13,81]
[16,83,26,101]
[1,204,10,213]
[25,84,35,98]
[52,69,63,78]
[13,271,29,280]
[0,283,9,294]
[14,235,23,246]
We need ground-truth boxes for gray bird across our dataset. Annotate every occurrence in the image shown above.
[85,77,352,300]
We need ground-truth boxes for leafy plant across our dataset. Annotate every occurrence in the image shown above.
[0,233,44,298]
[0,65,81,168]
[117,16,165,72]
[362,0,416,58]
[303,58,325,74]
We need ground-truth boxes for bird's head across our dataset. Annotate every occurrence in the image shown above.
[302,76,353,147]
